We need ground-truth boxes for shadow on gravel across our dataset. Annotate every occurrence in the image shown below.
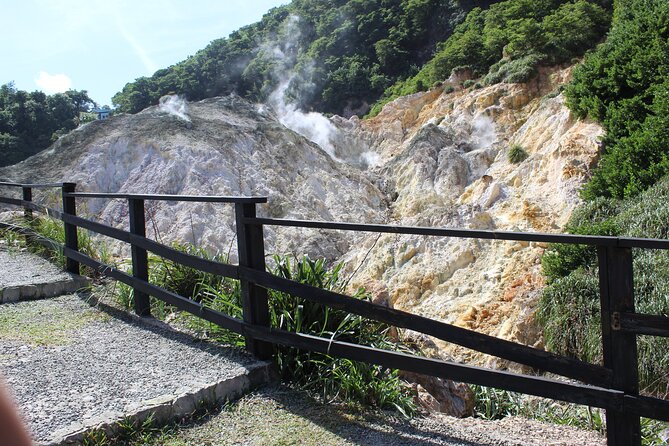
[262,387,489,446]
[76,293,488,445]
[78,292,255,362]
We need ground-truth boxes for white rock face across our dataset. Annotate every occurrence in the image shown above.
[0,95,387,261]
[1,66,603,368]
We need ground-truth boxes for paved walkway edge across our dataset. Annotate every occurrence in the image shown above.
[1,275,90,303]
[43,360,276,446]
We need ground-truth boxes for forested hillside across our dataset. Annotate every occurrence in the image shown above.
[111,0,611,117]
[112,0,485,115]
[2,0,614,169]
[0,84,95,166]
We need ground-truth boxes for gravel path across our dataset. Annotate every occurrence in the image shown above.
[0,294,263,443]
[143,386,606,445]
[0,247,72,288]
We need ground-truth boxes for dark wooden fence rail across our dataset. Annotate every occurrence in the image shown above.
[0,181,668,446]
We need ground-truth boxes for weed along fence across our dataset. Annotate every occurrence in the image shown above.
[1,181,668,446]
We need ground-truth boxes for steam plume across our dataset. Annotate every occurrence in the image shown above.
[159,95,191,122]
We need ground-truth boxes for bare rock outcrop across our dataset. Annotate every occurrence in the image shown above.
[0,95,387,261]
[337,66,603,368]
[0,65,603,375]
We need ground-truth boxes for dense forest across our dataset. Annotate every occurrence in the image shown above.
[111,0,611,117]
[0,84,95,166]
[112,0,483,115]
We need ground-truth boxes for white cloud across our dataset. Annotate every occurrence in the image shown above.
[34,71,72,94]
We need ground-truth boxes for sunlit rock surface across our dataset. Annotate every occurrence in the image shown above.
[0,95,387,261]
[337,66,602,367]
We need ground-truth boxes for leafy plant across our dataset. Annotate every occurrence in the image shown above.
[507,144,529,164]
[565,0,669,199]
[109,249,416,415]
[268,254,416,415]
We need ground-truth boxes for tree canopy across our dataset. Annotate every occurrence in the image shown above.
[369,0,611,115]
[565,0,669,198]
[112,0,612,118]
[112,0,492,116]
[0,83,95,166]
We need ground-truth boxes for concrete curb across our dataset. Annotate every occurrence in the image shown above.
[1,275,89,303]
[42,360,276,446]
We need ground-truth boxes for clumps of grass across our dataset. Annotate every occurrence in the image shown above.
[82,408,214,446]
[539,180,669,395]
[472,385,669,445]
[268,255,416,416]
[483,54,544,85]
[472,386,605,432]
[508,144,529,164]
[2,214,112,277]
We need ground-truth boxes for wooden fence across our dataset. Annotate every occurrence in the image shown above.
[0,181,668,446]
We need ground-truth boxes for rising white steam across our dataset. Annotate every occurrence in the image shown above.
[159,94,191,122]
[471,115,496,150]
[270,80,342,161]
[263,16,343,161]
[360,151,381,169]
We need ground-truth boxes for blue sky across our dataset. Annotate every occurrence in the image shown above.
[1,0,288,107]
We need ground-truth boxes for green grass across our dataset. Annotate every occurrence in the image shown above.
[2,214,112,277]
[471,385,669,445]
[508,144,529,164]
[539,178,669,395]
[0,298,107,346]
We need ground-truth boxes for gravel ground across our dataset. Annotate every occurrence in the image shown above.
[0,247,72,288]
[141,386,606,446]
[0,294,262,443]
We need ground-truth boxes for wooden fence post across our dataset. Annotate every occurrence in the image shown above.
[598,246,641,446]
[21,186,32,221]
[235,202,272,360]
[22,186,34,245]
[61,183,80,275]
[128,198,151,317]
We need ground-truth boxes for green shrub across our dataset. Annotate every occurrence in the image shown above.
[150,243,229,302]
[539,178,669,393]
[370,0,611,115]
[443,85,455,94]
[462,79,475,88]
[268,255,416,415]
[483,54,544,85]
[507,144,529,164]
[565,0,669,199]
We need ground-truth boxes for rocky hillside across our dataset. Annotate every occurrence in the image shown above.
[335,65,602,365]
[0,95,386,261]
[0,65,602,367]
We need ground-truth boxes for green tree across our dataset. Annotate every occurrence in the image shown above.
[0,83,94,166]
[566,0,669,198]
